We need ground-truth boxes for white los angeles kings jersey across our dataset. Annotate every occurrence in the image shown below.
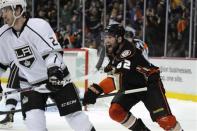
[0,25,13,76]
[0,18,63,85]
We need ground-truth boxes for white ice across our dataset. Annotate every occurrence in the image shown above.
[0,97,197,131]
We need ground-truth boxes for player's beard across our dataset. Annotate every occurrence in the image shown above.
[112,43,120,55]
[105,37,119,54]
[106,44,113,55]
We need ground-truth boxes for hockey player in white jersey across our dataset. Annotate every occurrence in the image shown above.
[0,63,21,129]
[0,0,95,131]
[0,24,26,128]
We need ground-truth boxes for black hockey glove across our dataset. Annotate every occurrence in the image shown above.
[46,66,64,92]
[82,83,103,106]
[104,64,113,73]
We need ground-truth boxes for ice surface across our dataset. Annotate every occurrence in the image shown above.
[0,98,196,131]
[0,82,196,131]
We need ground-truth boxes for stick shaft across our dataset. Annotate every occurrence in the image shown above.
[0,87,147,115]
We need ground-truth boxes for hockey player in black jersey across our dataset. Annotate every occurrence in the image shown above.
[0,0,95,131]
[83,24,183,131]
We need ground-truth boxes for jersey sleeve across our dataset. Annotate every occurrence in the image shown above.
[0,44,11,76]
[44,51,63,68]
[28,19,64,68]
[30,20,62,56]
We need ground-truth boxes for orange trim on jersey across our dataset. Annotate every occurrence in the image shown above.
[99,77,116,94]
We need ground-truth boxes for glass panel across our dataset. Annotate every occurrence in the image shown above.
[84,0,104,49]
[126,0,144,39]
[167,0,191,57]
[58,0,82,48]
[145,0,166,57]
[0,0,195,56]
[34,0,58,30]
[26,0,33,17]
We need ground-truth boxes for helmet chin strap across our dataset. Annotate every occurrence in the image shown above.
[10,5,25,27]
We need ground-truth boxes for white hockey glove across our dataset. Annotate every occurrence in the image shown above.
[46,66,64,92]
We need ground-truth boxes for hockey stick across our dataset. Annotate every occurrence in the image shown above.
[1,86,38,97]
[0,72,100,98]
[0,46,106,97]
[0,46,105,96]
[95,45,105,70]
[0,87,147,115]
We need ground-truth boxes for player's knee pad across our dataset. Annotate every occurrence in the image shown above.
[65,111,93,131]
[109,103,128,122]
[25,109,47,131]
[109,103,137,128]
[156,115,177,130]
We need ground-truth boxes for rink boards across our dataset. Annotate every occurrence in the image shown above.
[150,58,197,102]
[0,56,197,102]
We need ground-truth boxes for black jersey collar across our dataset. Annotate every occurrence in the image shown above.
[12,18,29,38]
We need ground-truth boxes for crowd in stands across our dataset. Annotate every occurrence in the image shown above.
[0,0,194,57]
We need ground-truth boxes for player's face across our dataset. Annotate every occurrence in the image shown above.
[1,6,15,26]
[104,35,117,54]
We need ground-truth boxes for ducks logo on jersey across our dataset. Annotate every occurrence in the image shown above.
[120,50,132,58]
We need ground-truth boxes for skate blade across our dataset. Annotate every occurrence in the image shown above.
[0,122,13,129]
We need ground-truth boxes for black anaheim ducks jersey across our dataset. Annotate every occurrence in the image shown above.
[111,40,157,91]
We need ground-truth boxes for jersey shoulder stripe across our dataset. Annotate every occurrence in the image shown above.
[7,63,19,89]
[26,25,54,50]
[0,25,11,37]
[26,18,54,50]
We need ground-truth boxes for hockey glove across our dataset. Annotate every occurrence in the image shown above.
[46,66,64,92]
[104,64,113,73]
[82,83,103,106]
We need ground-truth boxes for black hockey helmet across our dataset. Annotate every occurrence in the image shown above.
[104,24,125,38]
[104,24,125,55]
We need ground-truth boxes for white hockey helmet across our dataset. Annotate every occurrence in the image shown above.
[0,0,27,10]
